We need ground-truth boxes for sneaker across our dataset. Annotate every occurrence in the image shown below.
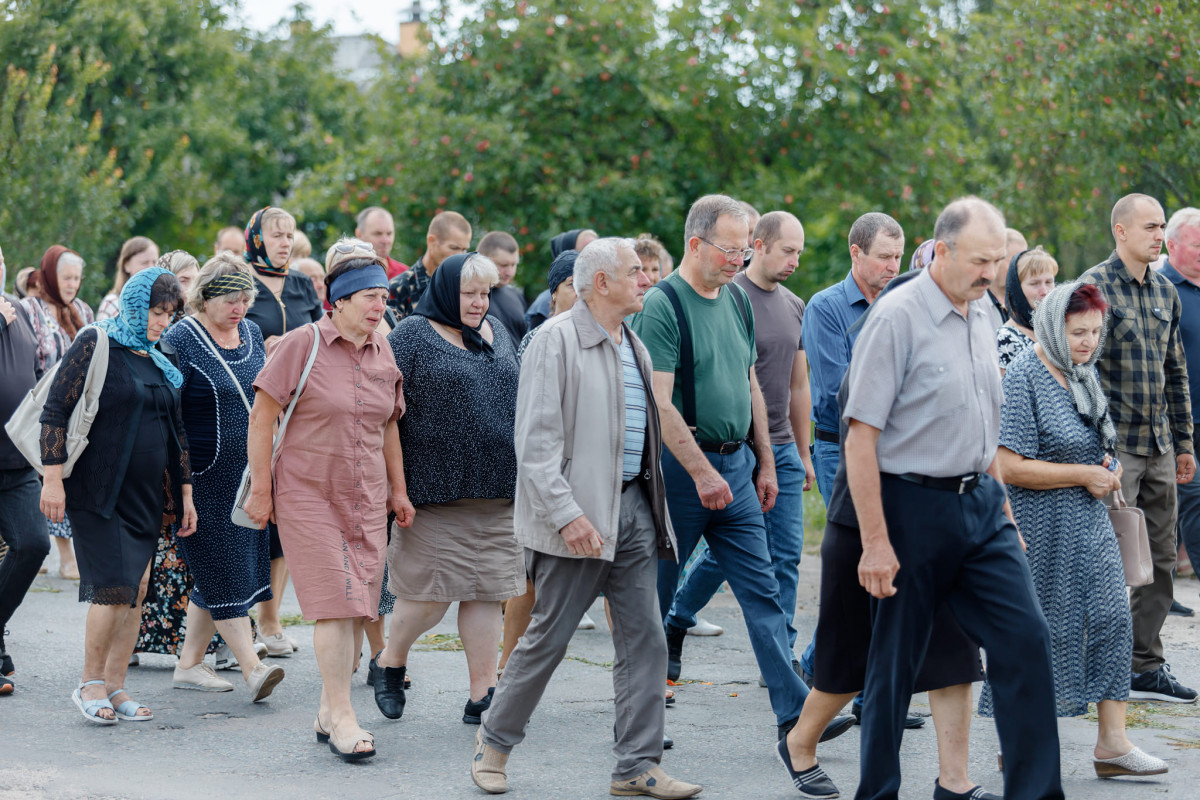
[932,779,1002,799]
[214,642,269,671]
[463,686,495,724]
[665,623,687,682]
[0,651,14,678]
[610,765,702,798]
[1169,599,1194,617]
[1129,665,1199,703]
[775,739,839,798]
[173,662,235,692]
[471,728,509,794]
[1094,746,1168,778]
[245,662,285,702]
[284,632,301,652]
[687,618,724,636]
[577,612,596,630]
[256,631,294,658]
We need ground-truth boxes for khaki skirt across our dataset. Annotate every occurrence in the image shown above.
[388,498,525,602]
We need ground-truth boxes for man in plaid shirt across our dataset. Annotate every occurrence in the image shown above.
[386,211,472,318]
[1081,193,1198,704]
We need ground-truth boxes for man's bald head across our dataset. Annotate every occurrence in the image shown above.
[1111,193,1162,234]
[934,196,1006,252]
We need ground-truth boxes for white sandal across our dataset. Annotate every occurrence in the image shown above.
[108,688,154,721]
[1094,747,1168,778]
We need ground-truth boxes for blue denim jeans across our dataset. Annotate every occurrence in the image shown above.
[1178,474,1200,571]
[666,442,806,650]
[657,443,808,725]
[0,466,51,636]
[811,437,840,510]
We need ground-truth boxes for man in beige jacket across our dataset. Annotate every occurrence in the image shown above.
[471,238,700,799]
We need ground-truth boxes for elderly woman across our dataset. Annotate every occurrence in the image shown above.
[516,249,578,358]
[373,252,523,726]
[996,246,1058,372]
[97,237,160,321]
[156,254,283,700]
[244,241,407,761]
[525,229,598,331]
[979,282,1166,778]
[241,206,324,657]
[39,267,195,724]
[23,246,96,580]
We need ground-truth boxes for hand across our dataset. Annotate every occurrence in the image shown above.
[1082,465,1119,500]
[755,464,779,513]
[694,469,733,511]
[40,478,66,523]
[1177,453,1196,485]
[177,496,198,537]
[858,537,900,599]
[388,487,415,528]
[0,296,15,326]
[244,487,275,530]
[801,455,815,492]
[560,515,603,557]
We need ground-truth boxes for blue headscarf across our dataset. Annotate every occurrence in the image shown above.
[90,266,184,388]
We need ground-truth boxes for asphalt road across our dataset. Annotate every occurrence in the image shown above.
[2,552,1198,799]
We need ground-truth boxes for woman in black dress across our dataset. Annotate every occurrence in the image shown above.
[40,267,196,724]
[241,206,323,658]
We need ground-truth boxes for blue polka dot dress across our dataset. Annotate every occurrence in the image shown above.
[163,318,272,621]
[979,347,1131,717]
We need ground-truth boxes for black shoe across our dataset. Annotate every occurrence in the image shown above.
[374,664,407,719]
[0,651,13,678]
[665,623,686,682]
[366,651,381,687]
[663,732,674,750]
[1169,599,1194,617]
[775,739,839,798]
[1129,664,1199,703]
[932,778,1001,800]
[850,703,926,729]
[463,686,495,724]
[777,713,856,743]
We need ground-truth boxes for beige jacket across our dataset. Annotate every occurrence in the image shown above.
[514,300,676,561]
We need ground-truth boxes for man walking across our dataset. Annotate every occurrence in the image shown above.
[472,238,699,798]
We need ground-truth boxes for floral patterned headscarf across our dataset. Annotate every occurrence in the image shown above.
[244,207,289,278]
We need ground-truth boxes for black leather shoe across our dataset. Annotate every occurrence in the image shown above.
[366,651,381,687]
[374,664,407,719]
[850,703,926,729]
[463,686,495,724]
[776,713,855,743]
[665,623,687,682]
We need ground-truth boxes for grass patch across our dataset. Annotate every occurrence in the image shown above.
[279,613,314,627]
[564,655,614,669]
[803,489,826,555]
[1082,701,1200,730]
[414,633,464,651]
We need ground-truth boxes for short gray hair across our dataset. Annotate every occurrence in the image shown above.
[57,251,84,271]
[574,237,636,299]
[933,196,1006,251]
[188,252,258,314]
[848,213,903,254]
[355,206,392,229]
[1167,207,1200,243]
[461,252,499,288]
[683,194,747,253]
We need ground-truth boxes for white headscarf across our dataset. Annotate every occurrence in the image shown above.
[1032,281,1116,451]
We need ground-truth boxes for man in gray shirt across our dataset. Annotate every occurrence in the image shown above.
[844,197,1062,800]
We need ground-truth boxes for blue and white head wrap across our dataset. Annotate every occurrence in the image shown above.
[89,266,184,388]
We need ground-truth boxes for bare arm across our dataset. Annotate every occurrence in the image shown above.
[996,446,1118,498]
[845,419,898,599]
[749,365,778,512]
[651,370,733,511]
[788,350,815,491]
[243,389,283,528]
[383,419,414,527]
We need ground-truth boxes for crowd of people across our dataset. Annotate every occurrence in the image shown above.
[0,190,1197,800]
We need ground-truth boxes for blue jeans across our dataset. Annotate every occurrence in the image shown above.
[657,444,808,725]
[0,467,51,638]
[667,442,806,650]
[811,437,840,509]
[1178,474,1200,572]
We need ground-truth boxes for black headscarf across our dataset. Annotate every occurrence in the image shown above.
[1004,249,1035,330]
[413,252,493,355]
[550,229,583,258]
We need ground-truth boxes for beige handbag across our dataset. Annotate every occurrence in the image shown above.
[1109,488,1153,588]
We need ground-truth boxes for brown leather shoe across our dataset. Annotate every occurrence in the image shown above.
[610,766,702,798]
[471,729,509,794]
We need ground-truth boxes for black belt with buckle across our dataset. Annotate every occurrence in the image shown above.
[888,472,981,494]
[697,439,745,455]
[813,428,840,444]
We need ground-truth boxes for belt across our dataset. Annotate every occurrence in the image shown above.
[697,439,745,455]
[887,472,981,494]
[813,428,840,444]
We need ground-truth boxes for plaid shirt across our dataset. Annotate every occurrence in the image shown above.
[387,256,429,319]
[1080,252,1193,456]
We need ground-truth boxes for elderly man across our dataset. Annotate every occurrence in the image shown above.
[387,210,472,318]
[214,226,244,255]
[355,206,408,279]
[1082,194,1197,703]
[471,238,699,799]
[0,244,51,695]
[845,197,1061,800]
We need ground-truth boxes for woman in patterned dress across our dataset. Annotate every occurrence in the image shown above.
[980,282,1167,778]
[995,247,1057,373]
[22,245,95,580]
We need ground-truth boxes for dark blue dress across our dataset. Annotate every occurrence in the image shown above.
[163,318,272,620]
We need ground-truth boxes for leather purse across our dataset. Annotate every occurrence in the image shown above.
[1109,488,1153,588]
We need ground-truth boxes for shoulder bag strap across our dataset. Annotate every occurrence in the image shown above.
[656,281,696,431]
[185,316,251,413]
[272,323,320,456]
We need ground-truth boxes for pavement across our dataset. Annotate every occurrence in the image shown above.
[2,552,1199,800]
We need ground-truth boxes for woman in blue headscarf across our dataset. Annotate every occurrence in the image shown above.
[40,267,196,725]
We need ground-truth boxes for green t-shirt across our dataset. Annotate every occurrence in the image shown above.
[631,271,757,443]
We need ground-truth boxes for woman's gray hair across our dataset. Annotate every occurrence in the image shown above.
[188,252,258,314]
[573,237,636,299]
[461,252,500,288]
[158,250,200,276]
[57,251,85,271]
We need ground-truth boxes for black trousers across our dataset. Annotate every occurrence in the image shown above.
[856,473,1063,800]
[0,467,51,637]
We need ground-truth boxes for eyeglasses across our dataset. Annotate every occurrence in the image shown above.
[698,237,753,263]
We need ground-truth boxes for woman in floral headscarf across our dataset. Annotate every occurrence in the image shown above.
[39,267,196,725]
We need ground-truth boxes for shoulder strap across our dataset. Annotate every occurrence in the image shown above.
[273,323,320,455]
[656,281,696,430]
[185,317,252,413]
[725,283,753,339]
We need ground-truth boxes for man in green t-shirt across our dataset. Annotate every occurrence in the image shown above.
[632,194,853,744]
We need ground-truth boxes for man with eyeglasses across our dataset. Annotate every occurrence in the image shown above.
[632,195,854,746]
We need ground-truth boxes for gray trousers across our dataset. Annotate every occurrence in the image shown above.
[1117,449,1179,673]
[481,483,667,781]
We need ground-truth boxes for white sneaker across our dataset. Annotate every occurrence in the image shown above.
[214,642,269,670]
[577,612,596,630]
[284,632,301,652]
[173,662,235,692]
[256,632,294,658]
[687,618,724,636]
[245,662,285,702]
